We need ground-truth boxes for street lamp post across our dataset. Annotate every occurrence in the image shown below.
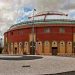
[32,9,36,55]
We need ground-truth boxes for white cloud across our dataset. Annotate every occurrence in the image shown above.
[0,0,75,36]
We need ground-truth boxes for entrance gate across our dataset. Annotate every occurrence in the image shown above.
[30,41,35,55]
[52,47,58,55]
[52,41,58,55]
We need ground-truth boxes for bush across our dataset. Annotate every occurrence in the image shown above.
[0,47,3,54]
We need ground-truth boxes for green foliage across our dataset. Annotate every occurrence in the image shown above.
[0,47,3,54]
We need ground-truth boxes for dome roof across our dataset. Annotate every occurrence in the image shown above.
[28,11,68,21]
[8,11,75,32]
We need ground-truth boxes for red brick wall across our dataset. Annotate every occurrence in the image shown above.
[36,26,73,41]
[6,28,31,42]
[4,24,73,44]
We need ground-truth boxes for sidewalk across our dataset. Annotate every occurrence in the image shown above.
[0,55,75,75]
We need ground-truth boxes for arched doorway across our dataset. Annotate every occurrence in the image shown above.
[67,41,72,55]
[52,41,58,55]
[10,43,13,54]
[36,41,43,55]
[14,42,18,54]
[30,41,36,55]
[44,41,51,55]
[24,42,29,55]
[19,42,23,54]
[59,41,65,55]
[8,43,10,54]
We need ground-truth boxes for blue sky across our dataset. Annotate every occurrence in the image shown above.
[16,7,33,23]
[16,7,75,23]
[68,10,75,19]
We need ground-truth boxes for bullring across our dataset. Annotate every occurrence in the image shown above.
[3,11,75,56]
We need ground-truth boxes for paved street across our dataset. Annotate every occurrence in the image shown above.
[0,55,75,75]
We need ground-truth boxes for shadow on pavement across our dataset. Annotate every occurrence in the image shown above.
[0,55,43,61]
[44,71,75,75]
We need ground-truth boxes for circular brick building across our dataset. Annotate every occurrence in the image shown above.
[3,11,75,55]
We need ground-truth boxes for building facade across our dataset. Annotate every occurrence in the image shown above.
[3,12,75,55]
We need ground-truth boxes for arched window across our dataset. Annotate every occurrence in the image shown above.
[52,41,58,47]
[44,41,49,46]
[44,28,50,33]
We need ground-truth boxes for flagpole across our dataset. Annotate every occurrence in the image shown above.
[32,9,36,55]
